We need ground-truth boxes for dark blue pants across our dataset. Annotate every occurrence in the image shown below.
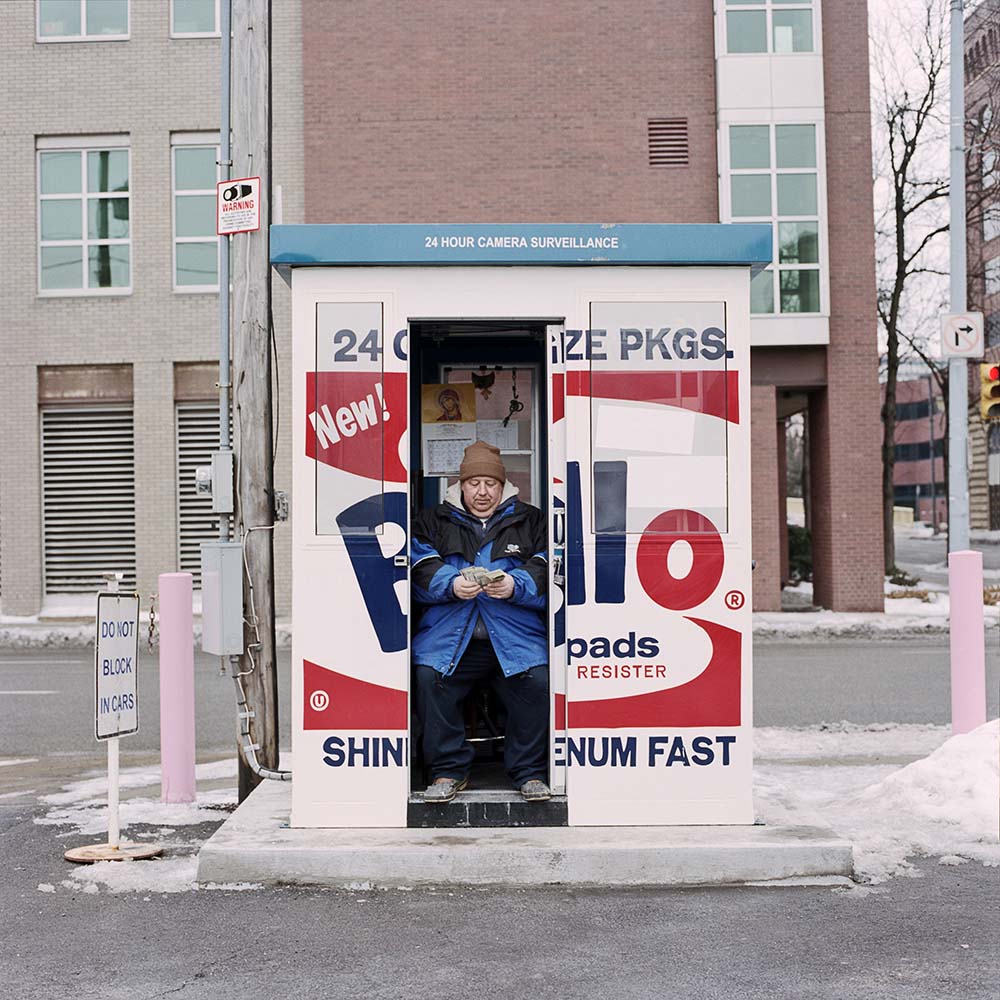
[415,640,548,787]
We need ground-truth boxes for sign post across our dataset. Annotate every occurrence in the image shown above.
[65,574,162,863]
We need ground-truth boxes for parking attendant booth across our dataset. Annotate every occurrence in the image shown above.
[272,223,771,829]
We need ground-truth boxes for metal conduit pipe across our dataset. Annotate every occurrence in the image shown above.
[230,659,291,781]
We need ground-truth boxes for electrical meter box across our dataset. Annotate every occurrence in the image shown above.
[200,540,244,656]
[273,223,771,830]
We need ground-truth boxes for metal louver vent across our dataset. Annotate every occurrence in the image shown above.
[42,406,136,594]
[648,118,689,167]
[176,403,221,587]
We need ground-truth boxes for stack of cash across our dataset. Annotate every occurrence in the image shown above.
[459,566,506,587]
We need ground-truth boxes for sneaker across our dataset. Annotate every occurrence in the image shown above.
[422,777,468,803]
[519,779,552,802]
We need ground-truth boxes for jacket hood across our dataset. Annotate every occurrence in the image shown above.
[444,479,520,511]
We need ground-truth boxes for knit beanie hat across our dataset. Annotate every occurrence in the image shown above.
[459,440,506,483]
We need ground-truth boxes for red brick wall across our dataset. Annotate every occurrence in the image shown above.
[751,385,781,611]
[813,0,884,610]
[301,1,719,222]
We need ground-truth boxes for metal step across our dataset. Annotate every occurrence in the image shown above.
[408,789,568,828]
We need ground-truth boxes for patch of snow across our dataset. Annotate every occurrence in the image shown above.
[37,883,55,893]
[0,757,39,767]
[755,719,1000,883]
[938,854,969,866]
[755,722,949,760]
[36,758,237,836]
[63,856,260,895]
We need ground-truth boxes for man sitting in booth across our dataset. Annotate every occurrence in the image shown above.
[411,441,550,803]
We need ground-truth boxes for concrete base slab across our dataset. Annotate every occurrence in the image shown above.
[197,779,855,888]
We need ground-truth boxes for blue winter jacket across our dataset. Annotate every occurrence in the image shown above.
[411,482,547,677]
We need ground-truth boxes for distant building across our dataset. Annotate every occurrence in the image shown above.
[884,376,946,526]
[966,0,1000,530]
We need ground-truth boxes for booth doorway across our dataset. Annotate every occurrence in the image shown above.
[408,319,554,803]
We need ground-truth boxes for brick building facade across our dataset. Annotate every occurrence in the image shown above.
[299,0,884,611]
[966,0,1000,530]
[0,0,302,618]
[0,0,883,617]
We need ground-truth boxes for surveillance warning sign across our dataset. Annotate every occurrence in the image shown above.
[217,176,261,235]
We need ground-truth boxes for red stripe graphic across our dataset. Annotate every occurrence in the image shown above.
[303,659,407,730]
[554,692,566,731]
[566,618,741,729]
[566,370,738,424]
[551,372,565,424]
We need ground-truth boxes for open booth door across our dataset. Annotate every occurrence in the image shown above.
[293,294,411,827]
[547,324,568,795]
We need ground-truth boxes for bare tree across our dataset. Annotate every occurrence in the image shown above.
[872,0,950,571]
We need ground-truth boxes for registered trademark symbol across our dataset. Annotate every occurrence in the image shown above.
[309,689,330,711]
[724,590,745,610]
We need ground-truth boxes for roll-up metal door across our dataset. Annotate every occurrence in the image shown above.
[175,402,220,586]
[41,406,137,594]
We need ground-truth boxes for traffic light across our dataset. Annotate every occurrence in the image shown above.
[980,363,1000,420]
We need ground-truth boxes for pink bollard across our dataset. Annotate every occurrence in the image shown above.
[948,551,988,736]
[158,572,196,802]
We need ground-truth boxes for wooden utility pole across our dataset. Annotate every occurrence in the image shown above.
[231,0,279,801]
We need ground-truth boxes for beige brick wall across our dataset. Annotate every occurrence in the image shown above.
[0,0,303,616]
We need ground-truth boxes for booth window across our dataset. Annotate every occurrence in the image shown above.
[728,122,822,315]
[37,0,129,40]
[172,133,220,291]
[311,303,386,535]
[589,302,730,535]
[724,0,814,55]
[37,137,131,294]
[171,0,220,36]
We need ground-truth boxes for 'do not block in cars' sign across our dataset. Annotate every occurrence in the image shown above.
[95,592,140,740]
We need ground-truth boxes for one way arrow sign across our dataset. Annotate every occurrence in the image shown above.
[940,312,985,358]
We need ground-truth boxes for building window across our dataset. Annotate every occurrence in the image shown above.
[983,148,997,191]
[728,123,822,314]
[987,256,1000,298]
[172,134,220,291]
[171,0,220,37]
[984,205,1000,244]
[37,0,128,41]
[37,138,130,294]
[725,0,814,55]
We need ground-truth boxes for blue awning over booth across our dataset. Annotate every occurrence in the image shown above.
[270,223,772,279]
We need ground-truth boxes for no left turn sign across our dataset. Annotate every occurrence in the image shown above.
[940,312,985,358]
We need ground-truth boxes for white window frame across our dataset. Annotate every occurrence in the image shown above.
[169,0,221,39]
[36,0,130,42]
[171,132,221,294]
[37,135,132,298]
[720,118,829,317]
[722,0,820,57]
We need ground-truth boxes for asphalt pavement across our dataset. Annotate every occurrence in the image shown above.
[893,532,1000,586]
[2,637,997,999]
[1,797,996,1000]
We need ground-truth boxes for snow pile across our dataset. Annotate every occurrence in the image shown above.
[755,720,1000,883]
[36,758,237,837]
[38,757,265,895]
